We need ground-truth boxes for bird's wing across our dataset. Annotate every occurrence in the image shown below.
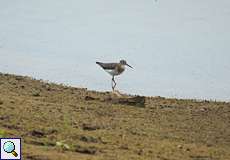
[96,62,117,70]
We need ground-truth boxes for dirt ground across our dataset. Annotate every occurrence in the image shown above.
[0,73,229,160]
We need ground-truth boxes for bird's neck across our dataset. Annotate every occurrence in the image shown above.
[117,64,125,73]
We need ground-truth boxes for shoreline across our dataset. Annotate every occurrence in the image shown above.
[0,72,228,103]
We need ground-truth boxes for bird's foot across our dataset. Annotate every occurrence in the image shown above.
[112,90,122,97]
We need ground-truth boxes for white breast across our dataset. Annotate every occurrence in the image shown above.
[105,69,122,76]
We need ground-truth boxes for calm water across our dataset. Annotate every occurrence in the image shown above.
[0,0,230,101]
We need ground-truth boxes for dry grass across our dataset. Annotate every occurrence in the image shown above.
[0,73,229,160]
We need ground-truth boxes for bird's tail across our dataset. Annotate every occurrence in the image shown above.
[96,62,101,65]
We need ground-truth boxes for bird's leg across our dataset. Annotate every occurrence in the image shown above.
[111,76,114,91]
[112,76,116,91]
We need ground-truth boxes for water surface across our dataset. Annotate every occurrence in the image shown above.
[0,0,230,101]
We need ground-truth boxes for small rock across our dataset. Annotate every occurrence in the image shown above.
[0,115,9,120]
[200,108,208,112]
[108,96,145,108]
[82,123,101,131]
[80,135,99,143]
[15,76,23,81]
[63,144,70,150]
[27,140,55,147]
[10,100,15,104]
[20,85,25,89]
[56,141,70,150]
[2,124,20,130]
[43,84,51,91]
[0,100,3,105]
[148,150,153,154]
[75,145,97,155]
[85,96,96,101]
[177,145,183,149]
[137,149,144,155]
[30,130,45,138]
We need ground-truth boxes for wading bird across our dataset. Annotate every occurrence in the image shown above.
[96,60,133,91]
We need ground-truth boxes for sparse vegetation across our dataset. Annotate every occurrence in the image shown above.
[0,129,6,138]
[0,73,230,160]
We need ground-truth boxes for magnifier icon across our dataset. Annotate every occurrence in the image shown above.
[3,141,18,157]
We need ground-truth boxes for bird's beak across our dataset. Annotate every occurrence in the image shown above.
[126,64,133,69]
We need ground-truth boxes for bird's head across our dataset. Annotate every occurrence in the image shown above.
[120,60,133,68]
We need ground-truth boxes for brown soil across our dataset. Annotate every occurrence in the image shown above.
[0,73,229,160]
